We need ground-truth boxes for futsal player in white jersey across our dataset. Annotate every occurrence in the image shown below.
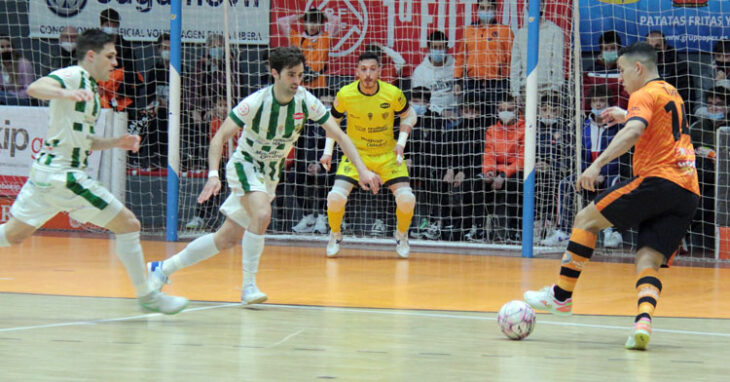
[147,46,380,304]
[4,29,188,314]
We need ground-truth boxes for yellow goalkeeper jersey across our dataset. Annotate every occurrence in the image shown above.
[331,80,409,155]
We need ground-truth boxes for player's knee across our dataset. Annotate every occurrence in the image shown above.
[250,207,272,228]
[5,230,28,245]
[394,187,415,212]
[327,189,348,211]
[573,206,601,233]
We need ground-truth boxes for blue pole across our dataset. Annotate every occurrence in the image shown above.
[166,0,182,241]
[521,0,540,258]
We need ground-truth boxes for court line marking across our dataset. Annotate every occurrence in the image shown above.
[0,303,239,333]
[266,304,730,338]
[1,301,729,339]
[267,329,305,348]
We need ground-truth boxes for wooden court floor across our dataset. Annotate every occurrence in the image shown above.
[1,234,730,381]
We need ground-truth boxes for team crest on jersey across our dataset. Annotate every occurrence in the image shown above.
[380,102,390,109]
[294,112,305,120]
[368,112,373,120]
[239,103,249,116]
[382,112,389,119]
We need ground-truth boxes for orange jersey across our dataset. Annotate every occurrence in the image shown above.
[625,79,699,195]
[482,119,525,177]
[290,30,330,89]
[455,23,513,80]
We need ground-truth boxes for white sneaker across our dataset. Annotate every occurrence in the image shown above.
[422,222,442,240]
[313,214,329,234]
[603,229,623,248]
[138,291,189,315]
[523,285,572,316]
[371,219,386,235]
[395,231,410,258]
[326,232,343,257]
[292,214,316,233]
[146,261,170,292]
[185,216,205,229]
[540,229,570,246]
[241,284,268,305]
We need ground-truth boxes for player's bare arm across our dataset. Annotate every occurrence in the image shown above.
[198,117,239,203]
[90,135,141,152]
[27,77,93,102]
[578,119,645,192]
[394,106,417,164]
[319,117,342,171]
[600,106,629,127]
[321,115,381,194]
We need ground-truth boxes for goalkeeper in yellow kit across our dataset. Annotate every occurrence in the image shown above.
[320,51,418,258]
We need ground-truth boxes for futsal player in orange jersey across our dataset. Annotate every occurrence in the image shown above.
[524,42,700,350]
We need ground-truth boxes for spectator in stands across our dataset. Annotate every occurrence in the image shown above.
[290,90,337,234]
[509,1,565,100]
[54,26,78,69]
[454,0,514,122]
[411,30,457,117]
[688,86,729,250]
[141,33,171,168]
[0,35,34,106]
[583,30,628,112]
[645,30,695,114]
[475,93,525,242]
[713,39,730,90]
[408,87,448,239]
[535,92,570,232]
[364,42,406,86]
[186,96,240,230]
[276,7,342,95]
[97,8,143,113]
[541,84,624,248]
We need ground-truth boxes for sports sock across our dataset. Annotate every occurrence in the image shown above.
[242,231,265,287]
[162,233,219,276]
[115,231,151,297]
[635,267,662,323]
[396,204,414,234]
[554,228,597,301]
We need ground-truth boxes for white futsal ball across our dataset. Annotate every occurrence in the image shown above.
[497,300,536,340]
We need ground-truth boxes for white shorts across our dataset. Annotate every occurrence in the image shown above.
[10,166,123,228]
[219,158,277,228]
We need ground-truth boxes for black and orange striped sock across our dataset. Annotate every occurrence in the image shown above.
[635,268,662,323]
[554,228,597,301]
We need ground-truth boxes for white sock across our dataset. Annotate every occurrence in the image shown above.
[115,231,151,297]
[162,233,219,276]
[242,231,265,287]
[0,225,11,247]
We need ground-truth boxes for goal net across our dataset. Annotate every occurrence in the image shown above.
[0,0,725,262]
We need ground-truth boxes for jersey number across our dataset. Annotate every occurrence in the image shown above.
[664,100,689,141]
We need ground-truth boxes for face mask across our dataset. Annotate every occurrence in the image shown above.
[160,50,170,61]
[412,103,428,116]
[102,27,119,36]
[698,106,725,121]
[591,108,605,118]
[209,47,223,60]
[1,51,12,61]
[540,117,557,125]
[602,51,618,64]
[498,110,516,124]
[478,10,494,24]
[60,42,75,53]
[429,49,446,64]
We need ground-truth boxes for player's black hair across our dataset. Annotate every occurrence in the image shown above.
[358,50,380,65]
[75,29,115,62]
[269,46,306,73]
[618,41,658,68]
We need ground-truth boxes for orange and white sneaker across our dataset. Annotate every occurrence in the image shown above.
[625,317,652,350]
[523,285,573,316]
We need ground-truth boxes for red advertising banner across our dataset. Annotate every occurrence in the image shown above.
[270,0,571,78]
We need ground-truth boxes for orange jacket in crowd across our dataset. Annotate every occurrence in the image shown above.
[98,68,144,111]
[482,118,525,178]
[455,23,514,80]
[290,30,330,90]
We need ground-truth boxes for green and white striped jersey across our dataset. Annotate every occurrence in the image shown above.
[35,65,100,171]
[228,85,330,182]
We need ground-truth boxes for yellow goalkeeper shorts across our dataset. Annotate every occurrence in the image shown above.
[335,151,409,187]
